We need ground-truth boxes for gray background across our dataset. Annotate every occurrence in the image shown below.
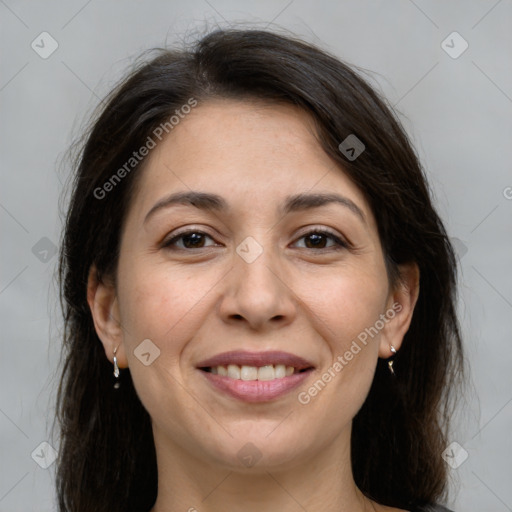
[1,1,511,510]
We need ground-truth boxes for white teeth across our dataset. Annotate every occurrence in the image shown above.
[227,364,241,379]
[209,364,298,380]
[258,365,275,381]
[241,365,258,380]
[275,364,286,378]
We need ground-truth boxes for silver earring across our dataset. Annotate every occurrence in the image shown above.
[113,346,120,389]
[388,345,397,376]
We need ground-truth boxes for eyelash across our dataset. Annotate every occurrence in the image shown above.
[161,228,349,251]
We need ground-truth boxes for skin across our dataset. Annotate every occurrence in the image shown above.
[88,99,419,512]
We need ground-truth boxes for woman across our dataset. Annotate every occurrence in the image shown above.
[56,28,464,512]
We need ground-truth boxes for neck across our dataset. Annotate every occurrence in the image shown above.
[150,423,372,512]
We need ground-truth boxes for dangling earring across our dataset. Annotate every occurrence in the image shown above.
[388,345,397,376]
[113,346,120,389]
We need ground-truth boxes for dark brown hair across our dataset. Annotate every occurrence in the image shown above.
[56,28,464,512]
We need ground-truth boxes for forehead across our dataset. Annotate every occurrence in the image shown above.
[128,99,372,223]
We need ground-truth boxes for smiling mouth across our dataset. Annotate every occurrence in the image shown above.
[199,364,314,381]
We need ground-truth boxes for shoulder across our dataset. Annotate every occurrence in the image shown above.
[409,505,454,512]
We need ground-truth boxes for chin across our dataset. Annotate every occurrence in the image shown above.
[191,427,316,473]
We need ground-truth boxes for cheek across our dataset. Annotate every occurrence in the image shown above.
[115,257,233,404]
[117,258,217,345]
[114,259,215,424]
[299,260,389,350]
[292,261,388,411]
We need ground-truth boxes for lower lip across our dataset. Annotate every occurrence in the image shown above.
[198,369,314,403]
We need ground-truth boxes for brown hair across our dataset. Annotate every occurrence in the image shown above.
[56,28,464,511]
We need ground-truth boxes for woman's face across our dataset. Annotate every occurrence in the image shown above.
[91,99,416,471]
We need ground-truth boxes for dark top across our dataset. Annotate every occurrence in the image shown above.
[143,503,453,511]
[411,505,453,512]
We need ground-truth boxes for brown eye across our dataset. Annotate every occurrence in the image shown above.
[182,233,207,248]
[162,231,216,250]
[304,233,328,248]
[293,230,347,250]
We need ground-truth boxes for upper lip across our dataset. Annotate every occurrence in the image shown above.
[196,350,315,370]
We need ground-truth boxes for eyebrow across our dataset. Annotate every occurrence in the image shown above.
[143,191,365,224]
[144,191,228,224]
[282,192,366,223]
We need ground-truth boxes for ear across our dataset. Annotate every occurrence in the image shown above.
[378,262,420,358]
[87,265,128,368]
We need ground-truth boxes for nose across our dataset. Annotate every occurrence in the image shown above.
[217,245,297,331]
